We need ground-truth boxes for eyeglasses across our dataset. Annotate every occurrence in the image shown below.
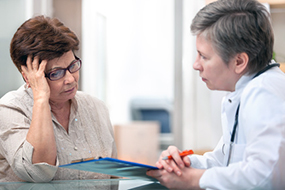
[45,57,82,81]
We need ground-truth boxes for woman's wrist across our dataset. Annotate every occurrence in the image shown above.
[33,94,50,104]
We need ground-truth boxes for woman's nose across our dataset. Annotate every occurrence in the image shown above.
[64,70,75,84]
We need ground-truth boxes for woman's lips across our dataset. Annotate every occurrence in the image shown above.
[64,87,75,93]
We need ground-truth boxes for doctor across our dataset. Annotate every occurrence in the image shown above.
[147,0,285,189]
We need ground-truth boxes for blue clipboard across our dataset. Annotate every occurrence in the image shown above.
[60,157,158,181]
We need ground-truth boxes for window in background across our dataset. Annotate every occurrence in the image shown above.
[0,0,53,98]
[95,13,107,102]
[0,0,27,97]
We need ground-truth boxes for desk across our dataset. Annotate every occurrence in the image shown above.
[0,178,168,190]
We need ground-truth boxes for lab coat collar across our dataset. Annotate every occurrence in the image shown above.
[235,73,254,92]
[232,59,277,98]
[225,73,254,104]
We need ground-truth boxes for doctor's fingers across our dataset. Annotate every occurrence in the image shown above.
[166,146,186,169]
[159,146,182,163]
[146,169,162,178]
[146,168,173,179]
[158,159,183,176]
[156,149,174,168]
[183,156,191,167]
[159,149,172,158]
[167,145,180,154]
[147,169,184,189]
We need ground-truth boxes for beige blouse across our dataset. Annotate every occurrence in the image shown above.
[0,84,117,182]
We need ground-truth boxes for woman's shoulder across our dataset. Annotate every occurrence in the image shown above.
[0,84,31,107]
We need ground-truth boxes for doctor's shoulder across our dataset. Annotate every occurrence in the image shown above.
[242,68,285,101]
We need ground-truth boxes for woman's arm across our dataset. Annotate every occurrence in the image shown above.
[21,56,56,165]
[0,91,58,182]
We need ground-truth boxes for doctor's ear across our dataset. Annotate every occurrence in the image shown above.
[234,52,249,74]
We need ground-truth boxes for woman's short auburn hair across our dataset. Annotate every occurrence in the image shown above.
[10,15,79,72]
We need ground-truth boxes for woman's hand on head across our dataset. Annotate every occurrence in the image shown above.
[21,55,50,101]
[156,146,191,176]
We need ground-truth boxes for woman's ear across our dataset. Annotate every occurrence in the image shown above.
[234,52,249,74]
[21,71,30,87]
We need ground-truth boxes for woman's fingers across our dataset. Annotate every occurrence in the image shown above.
[24,55,48,77]
[22,55,49,92]
[38,60,47,73]
[25,55,42,71]
[32,56,39,70]
[26,55,33,70]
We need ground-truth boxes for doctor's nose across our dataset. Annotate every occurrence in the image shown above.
[193,57,203,71]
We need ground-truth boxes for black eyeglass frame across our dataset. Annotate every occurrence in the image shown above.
[45,56,82,81]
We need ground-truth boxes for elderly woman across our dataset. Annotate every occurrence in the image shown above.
[0,15,117,182]
[147,0,285,189]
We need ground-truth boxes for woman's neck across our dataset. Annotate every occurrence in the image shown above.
[50,99,71,111]
[50,100,71,132]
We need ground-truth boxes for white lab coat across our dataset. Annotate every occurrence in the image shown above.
[189,65,285,190]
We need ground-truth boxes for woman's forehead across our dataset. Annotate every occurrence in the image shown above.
[46,51,75,71]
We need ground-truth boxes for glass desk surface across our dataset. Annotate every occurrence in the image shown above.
[0,178,168,190]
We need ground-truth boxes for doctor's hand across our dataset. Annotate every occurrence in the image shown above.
[156,146,191,176]
[146,165,205,190]
[21,55,50,101]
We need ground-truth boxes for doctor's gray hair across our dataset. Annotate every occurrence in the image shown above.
[191,0,274,74]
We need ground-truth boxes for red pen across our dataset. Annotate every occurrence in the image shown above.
[162,149,194,160]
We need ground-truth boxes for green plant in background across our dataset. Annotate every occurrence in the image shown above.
[273,51,276,62]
